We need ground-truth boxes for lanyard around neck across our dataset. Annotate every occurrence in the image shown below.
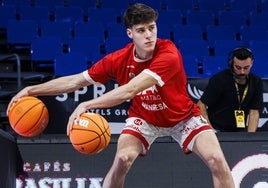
[234,82,248,109]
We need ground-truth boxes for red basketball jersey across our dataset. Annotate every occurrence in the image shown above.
[84,39,200,127]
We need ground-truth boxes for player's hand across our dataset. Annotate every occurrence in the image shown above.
[6,87,30,116]
[67,102,88,136]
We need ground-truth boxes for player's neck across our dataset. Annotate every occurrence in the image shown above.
[134,49,152,60]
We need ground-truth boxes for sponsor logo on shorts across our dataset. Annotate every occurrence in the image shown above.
[134,119,143,126]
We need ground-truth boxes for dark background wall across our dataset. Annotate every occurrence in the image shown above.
[13,132,268,188]
[0,130,18,188]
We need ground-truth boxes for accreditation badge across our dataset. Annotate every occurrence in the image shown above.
[234,110,246,128]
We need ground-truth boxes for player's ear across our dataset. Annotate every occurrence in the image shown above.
[126,28,133,39]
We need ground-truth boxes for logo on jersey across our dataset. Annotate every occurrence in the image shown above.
[129,72,135,79]
[137,86,168,111]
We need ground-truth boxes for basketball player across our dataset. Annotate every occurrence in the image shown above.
[197,47,263,132]
[7,3,235,188]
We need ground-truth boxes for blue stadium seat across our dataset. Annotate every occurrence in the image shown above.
[31,36,63,71]
[217,10,247,33]
[132,0,163,10]
[186,10,215,31]
[54,6,84,23]
[88,8,118,25]
[251,55,268,78]
[149,0,165,9]
[96,0,130,10]
[229,0,258,12]
[18,6,50,24]
[157,23,173,40]
[105,37,131,54]
[67,0,95,10]
[40,20,73,42]
[31,36,62,61]
[202,55,227,77]
[213,40,249,56]
[173,24,203,41]
[0,5,16,29]
[106,22,127,38]
[175,39,210,58]
[74,21,105,42]
[206,25,236,44]
[7,19,39,45]
[157,9,183,26]
[33,0,61,12]
[2,0,33,7]
[182,55,201,78]
[249,12,268,27]
[240,25,268,42]
[54,52,88,76]
[259,0,268,12]
[68,36,104,63]
[249,40,268,57]
[193,0,228,13]
[164,0,193,12]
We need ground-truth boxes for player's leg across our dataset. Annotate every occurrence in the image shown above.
[102,134,143,188]
[192,131,235,188]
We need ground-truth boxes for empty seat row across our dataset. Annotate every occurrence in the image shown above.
[30,35,130,74]
[2,4,268,29]
[177,37,268,58]
[29,35,268,78]
[5,19,132,46]
[30,35,129,64]
[6,18,268,59]
[30,36,96,75]
[183,54,268,78]
[0,6,122,26]
[1,0,96,10]
[2,0,266,13]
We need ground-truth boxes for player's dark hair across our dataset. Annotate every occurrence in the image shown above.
[123,3,158,29]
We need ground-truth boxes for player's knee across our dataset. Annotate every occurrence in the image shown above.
[207,152,228,174]
[114,153,135,174]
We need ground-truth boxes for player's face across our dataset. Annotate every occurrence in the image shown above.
[127,22,157,54]
[233,57,253,79]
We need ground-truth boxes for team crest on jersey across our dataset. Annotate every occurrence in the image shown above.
[129,72,135,79]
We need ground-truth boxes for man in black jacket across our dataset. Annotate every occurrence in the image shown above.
[197,47,263,132]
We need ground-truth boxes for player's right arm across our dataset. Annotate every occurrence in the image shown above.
[7,72,91,115]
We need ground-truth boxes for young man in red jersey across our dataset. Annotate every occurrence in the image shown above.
[7,3,234,188]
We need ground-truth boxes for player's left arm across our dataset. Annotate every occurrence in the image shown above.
[67,72,157,135]
[247,109,260,132]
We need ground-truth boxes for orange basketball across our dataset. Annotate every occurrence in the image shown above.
[8,96,49,137]
[69,113,111,154]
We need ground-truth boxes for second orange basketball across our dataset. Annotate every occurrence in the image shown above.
[69,112,111,154]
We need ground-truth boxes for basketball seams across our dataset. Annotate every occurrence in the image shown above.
[72,131,102,154]
[24,105,47,135]
[71,128,102,141]
[97,115,109,146]
[70,113,111,154]
[11,99,42,129]
[71,127,103,153]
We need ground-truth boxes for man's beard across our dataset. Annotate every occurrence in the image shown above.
[234,73,247,80]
